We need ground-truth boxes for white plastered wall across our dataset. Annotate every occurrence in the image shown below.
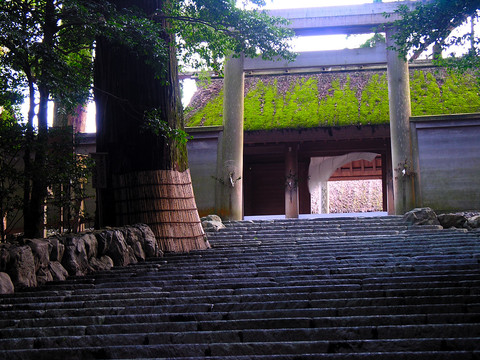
[309,153,378,214]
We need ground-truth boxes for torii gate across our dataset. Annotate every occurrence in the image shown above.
[216,2,417,220]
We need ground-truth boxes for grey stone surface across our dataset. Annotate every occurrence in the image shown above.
[0,272,14,294]
[48,261,69,282]
[134,224,161,258]
[36,266,53,285]
[0,217,479,359]
[132,241,146,261]
[47,238,64,262]
[89,255,114,272]
[122,226,147,261]
[437,213,467,228]
[61,235,92,276]
[0,225,159,295]
[202,215,226,232]
[0,245,10,272]
[466,214,480,229]
[7,245,37,288]
[81,233,98,260]
[403,207,440,226]
[26,238,52,273]
[95,229,136,267]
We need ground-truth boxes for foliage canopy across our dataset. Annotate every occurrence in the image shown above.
[0,0,295,237]
[389,0,479,77]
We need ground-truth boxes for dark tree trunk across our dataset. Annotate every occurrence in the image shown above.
[94,0,207,252]
[23,0,56,238]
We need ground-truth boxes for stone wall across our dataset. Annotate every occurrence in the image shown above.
[410,113,480,212]
[0,224,161,294]
[186,127,222,217]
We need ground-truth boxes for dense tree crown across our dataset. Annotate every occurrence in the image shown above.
[0,0,295,237]
[390,0,479,76]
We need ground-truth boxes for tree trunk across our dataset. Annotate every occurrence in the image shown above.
[94,0,207,252]
[23,76,36,237]
[23,0,56,238]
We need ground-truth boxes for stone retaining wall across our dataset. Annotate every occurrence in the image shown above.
[0,224,161,294]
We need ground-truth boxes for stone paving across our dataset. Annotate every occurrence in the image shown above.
[0,216,479,359]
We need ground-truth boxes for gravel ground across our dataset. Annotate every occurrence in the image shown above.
[311,179,383,214]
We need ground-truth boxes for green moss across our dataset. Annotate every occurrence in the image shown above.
[359,74,389,124]
[187,70,480,130]
[411,71,480,116]
[274,77,319,129]
[186,89,224,127]
[319,77,359,126]
[244,80,268,130]
[262,80,278,129]
[411,71,442,116]
[441,73,480,114]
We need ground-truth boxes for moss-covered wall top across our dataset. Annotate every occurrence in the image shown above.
[185,68,480,130]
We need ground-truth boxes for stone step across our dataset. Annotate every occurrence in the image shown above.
[2,293,478,321]
[2,322,479,343]
[1,338,479,360]
[6,312,478,332]
[1,324,480,351]
[3,268,478,303]
[2,351,479,360]
[5,281,476,309]
[0,216,478,359]
[4,275,478,305]
[2,278,478,311]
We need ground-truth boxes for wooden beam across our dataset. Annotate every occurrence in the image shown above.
[244,45,387,74]
[267,2,420,36]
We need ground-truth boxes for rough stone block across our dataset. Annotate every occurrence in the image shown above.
[89,255,114,272]
[7,245,37,289]
[26,238,52,272]
[36,266,54,285]
[466,214,480,229]
[133,224,161,258]
[47,237,65,262]
[48,261,69,282]
[437,213,467,228]
[81,233,98,259]
[62,235,92,276]
[0,245,11,272]
[403,207,440,226]
[202,215,226,232]
[0,271,14,294]
[95,229,136,267]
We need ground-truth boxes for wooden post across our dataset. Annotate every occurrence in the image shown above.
[285,144,299,218]
[217,53,245,220]
[386,27,415,215]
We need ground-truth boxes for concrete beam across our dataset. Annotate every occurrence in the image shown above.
[268,1,422,36]
[244,44,387,74]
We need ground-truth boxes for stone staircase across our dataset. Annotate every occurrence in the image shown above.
[0,216,479,359]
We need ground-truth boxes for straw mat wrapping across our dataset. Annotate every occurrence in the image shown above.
[113,169,209,253]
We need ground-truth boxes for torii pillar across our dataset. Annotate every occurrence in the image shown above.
[285,144,299,218]
[386,27,415,214]
[216,54,245,220]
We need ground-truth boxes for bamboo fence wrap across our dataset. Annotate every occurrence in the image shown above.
[113,169,209,253]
